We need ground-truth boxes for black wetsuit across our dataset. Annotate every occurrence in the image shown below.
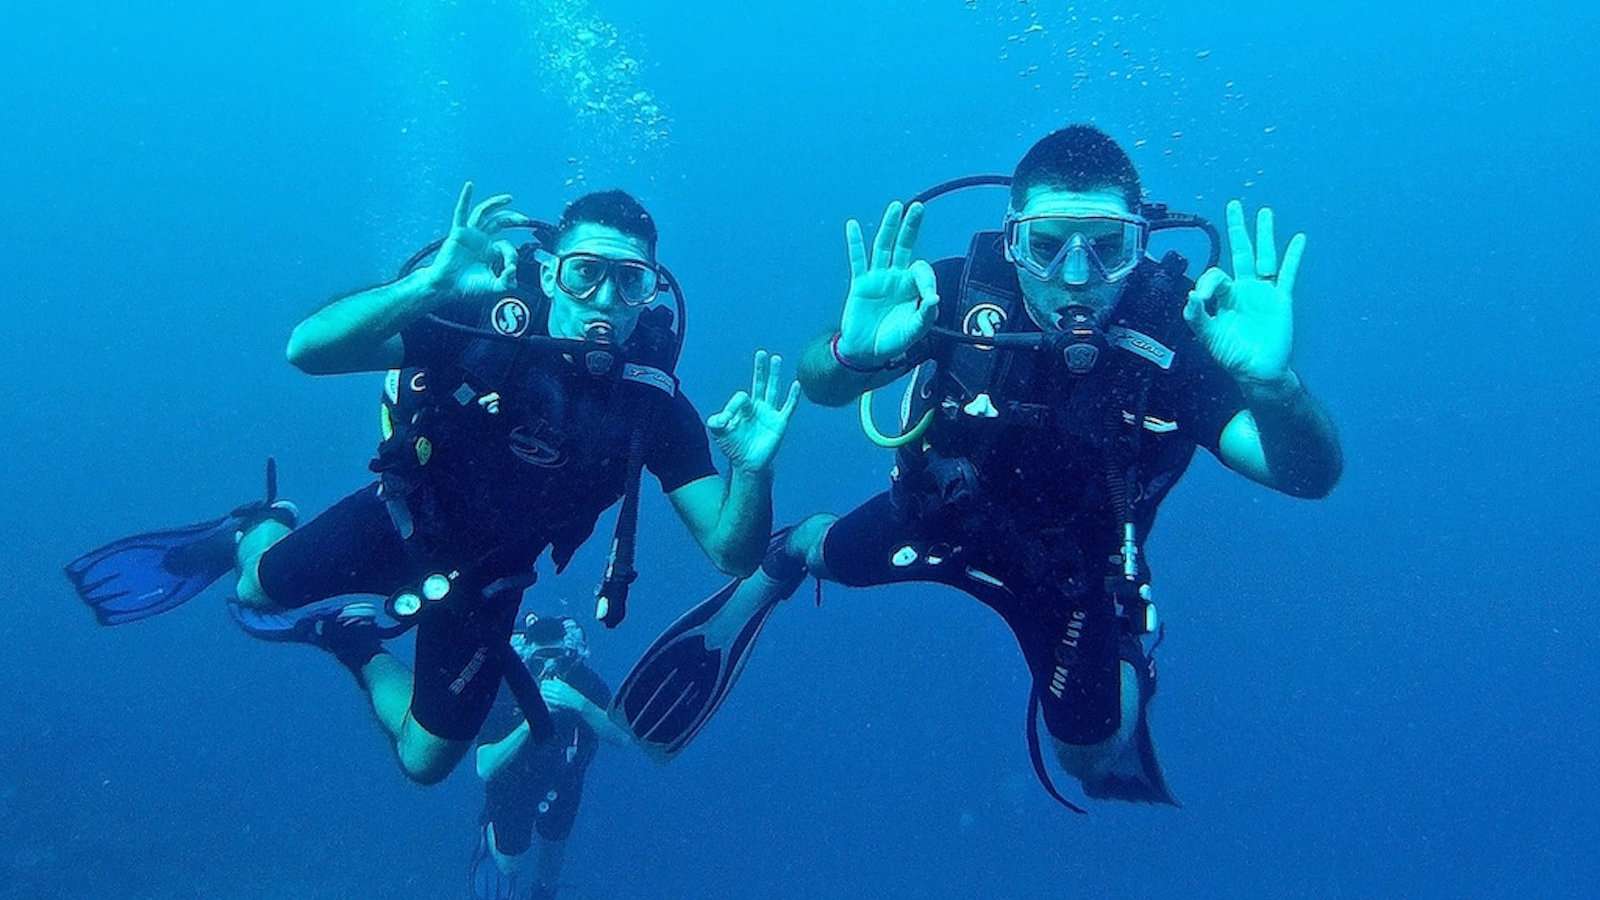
[477,663,611,851]
[256,294,715,740]
[821,257,1245,746]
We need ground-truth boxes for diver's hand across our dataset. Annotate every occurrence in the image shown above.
[835,201,941,367]
[539,678,586,713]
[1185,200,1305,387]
[707,350,801,474]
[420,181,531,305]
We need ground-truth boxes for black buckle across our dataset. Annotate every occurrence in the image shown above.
[1105,574,1153,635]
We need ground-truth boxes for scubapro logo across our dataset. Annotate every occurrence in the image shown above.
[508,425,565,468]
[492,297,531,337]
[962,303,1006,351]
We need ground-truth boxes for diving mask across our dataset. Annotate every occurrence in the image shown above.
[535,249,661,307]
[1003,205,1148,286]
[512,613,590,679]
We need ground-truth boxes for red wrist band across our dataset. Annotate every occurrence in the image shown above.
[830,332,885,373]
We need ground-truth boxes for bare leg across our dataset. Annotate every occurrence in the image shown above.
[787,513,838,577]
[485,823,525,876]
[232,518,467,784]
[358,653,470,785]
[233,518,292,609]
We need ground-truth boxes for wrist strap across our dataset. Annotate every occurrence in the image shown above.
[831,333,888,373]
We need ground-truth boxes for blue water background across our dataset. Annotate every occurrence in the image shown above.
[2,1,1595,897]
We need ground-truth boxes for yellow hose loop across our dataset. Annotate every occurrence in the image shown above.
[859,390,933,449]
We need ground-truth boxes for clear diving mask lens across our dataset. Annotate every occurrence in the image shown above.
[1003,211,1148,286]
[535,249,661,307]
[513,613,590,679]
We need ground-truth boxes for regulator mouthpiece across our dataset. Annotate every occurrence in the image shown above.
[1057,306,1105,375]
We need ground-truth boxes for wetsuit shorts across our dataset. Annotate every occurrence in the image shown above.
[254,484,521,741]
[483,770,585,850]
[820,491,1155,746]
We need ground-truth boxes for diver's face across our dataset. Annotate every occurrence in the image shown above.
[541,222,654,343]
[516,636,567,673]
[1012,185,1134,328]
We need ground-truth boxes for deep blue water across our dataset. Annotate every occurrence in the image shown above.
[3,1,1596,897]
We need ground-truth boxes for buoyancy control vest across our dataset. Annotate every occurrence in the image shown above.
[856,175,1222,647]
[375,234,688,630]
[893,233,1201,569]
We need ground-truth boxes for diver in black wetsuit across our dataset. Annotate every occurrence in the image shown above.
[65,183,801,788]
[469,613,626,900]
[611,124,1342,809]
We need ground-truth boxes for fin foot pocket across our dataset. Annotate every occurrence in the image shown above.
[611,569,798,760]
[63,458,297,626]
[228,597,410,645]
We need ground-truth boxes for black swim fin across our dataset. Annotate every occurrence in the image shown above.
[63,459,294,626]
[1079,687,1179,807]
[612,535,805,760]
[1026,636,1180,811]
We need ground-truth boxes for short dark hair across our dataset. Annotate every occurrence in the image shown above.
[555,189,658,256]
[1011,124,1141,211]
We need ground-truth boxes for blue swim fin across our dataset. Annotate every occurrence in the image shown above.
[611,532,805,760]
[65,515,244,625]
[226,597,411,644]
[63,459,294,626]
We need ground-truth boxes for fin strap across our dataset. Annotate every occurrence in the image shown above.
[1026,688,1088,815]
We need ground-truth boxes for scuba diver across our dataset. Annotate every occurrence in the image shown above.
[611,125,1343,809]
[65,182,800,785]
[470,613,626,900]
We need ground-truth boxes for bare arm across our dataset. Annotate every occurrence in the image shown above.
[288,181,524,376]
[668,470,772,577]
[1187,201,1342,499]
[796,330,916,407]
[477,676,640,779]
[285,270,442,375]
[575,697,635,748]
[475,722,533,781]
[799,200,941,406]
[541,680,636,749]
[669,351,800,577]
[1216,372,1343,498]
